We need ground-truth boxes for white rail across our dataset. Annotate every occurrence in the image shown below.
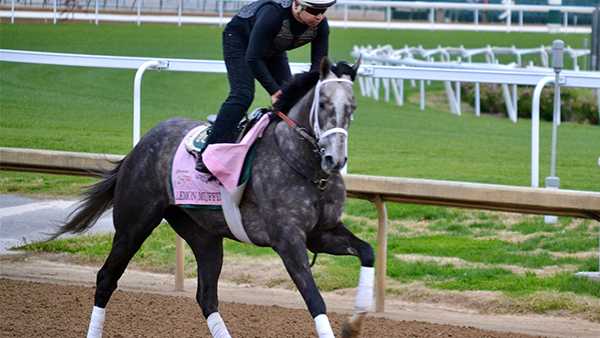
[1,0,597,33]
[1,48,599,188]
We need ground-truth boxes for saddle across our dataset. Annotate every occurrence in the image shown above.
[185,108,269,155]
[171,109,272,244]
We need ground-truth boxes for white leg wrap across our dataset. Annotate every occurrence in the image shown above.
[314,314,335,338]
[86,306,105,338]
[207,312,232,338]
[355,266,374,313]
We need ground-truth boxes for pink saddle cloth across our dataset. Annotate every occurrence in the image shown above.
[171,114,271,205]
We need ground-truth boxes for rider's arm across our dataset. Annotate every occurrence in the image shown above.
[310,19,329,72]
[246,5,284,95]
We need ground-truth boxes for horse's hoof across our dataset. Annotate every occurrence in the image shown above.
[341,314,364,338]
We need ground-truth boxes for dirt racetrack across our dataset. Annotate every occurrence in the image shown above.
[1,278,544,338]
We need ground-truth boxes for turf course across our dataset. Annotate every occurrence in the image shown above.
[2,23,599,319]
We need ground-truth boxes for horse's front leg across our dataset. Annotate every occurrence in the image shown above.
[307,223,375,338]
[274,228,335,338]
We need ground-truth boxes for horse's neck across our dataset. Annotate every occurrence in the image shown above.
[273,87,319,165]
[287,87,315,130]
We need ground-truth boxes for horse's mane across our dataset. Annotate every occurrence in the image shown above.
[273,61,357,114]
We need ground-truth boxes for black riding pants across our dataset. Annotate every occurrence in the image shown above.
[205,27,293,145]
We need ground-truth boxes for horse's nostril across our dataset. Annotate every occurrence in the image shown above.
[324,155,334,167]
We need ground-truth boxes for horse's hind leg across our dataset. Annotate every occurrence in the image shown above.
[307,223,375,338]
[164,208,231,338]
[87,204,165,338]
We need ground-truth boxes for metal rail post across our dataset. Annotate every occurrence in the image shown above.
[544,40,564,224]
[178,0,182,27]
[137,0,141,26]
[530,76,555,188]
[95,0,99,25]
[133,60,168,145]
[374,195,388,313]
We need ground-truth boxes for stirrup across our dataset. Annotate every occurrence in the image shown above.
[185,124,212,155]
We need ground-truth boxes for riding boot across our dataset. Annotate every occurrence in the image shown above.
[196,102,247,174]
[194,124,239,174]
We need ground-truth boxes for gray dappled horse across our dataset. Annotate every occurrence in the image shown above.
[54,58,374,338]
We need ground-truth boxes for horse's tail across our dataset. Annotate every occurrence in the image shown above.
[50,158,124,240]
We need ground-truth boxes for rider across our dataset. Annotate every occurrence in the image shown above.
[196,0,336,173]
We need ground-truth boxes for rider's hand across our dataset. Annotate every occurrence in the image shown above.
[271,90,282,105]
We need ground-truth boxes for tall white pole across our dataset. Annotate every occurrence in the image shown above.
[95,0,99,25]
[137,0,142,26]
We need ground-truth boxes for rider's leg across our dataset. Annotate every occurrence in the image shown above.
[196,30,254,172]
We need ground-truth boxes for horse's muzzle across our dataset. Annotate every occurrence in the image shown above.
[322,155,348,173]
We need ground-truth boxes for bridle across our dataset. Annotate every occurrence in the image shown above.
[308,78,353,144]
[276,77,353,152]
[275,77,354,190]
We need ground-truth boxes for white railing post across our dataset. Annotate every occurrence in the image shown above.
[531,76,555,188]
[474,9,479,27]
[419,80,425,111]
[519,10,523,27]
[133,60,168,145]
[429,8,434,25]
[475,83,480,116]
[178,0,182,27]
[218,0,224,27]
[386,6,391,29]
[137,0,142,26]
[53,0,57,24]
[95,0,99,25]
[455,81,461,115]
[344,4,348,29]
[11,0,15,24]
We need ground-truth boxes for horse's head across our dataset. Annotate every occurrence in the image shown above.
[310,57,360,174]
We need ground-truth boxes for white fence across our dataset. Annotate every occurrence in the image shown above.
[1,48,600,188]
[353,44,599,120]
[1,0,597,33]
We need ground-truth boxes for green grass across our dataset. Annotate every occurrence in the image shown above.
[1,23,598,191]
[387,234,580,268]
[5,23,600,318]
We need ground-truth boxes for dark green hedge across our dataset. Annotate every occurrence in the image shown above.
[461,83,599,125]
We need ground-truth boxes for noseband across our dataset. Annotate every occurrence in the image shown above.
[275,77,354,190]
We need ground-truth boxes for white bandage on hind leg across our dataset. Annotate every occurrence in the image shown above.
[355,266,374,313]
[86,306,105,338]
[207,312,232,338]
[314,314,335,338]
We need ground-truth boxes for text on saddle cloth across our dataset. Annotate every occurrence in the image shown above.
[171,113,271,206]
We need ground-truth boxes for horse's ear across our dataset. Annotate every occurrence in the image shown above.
[320,57,331,79]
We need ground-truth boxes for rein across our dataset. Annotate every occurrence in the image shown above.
[274,77,353,190]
